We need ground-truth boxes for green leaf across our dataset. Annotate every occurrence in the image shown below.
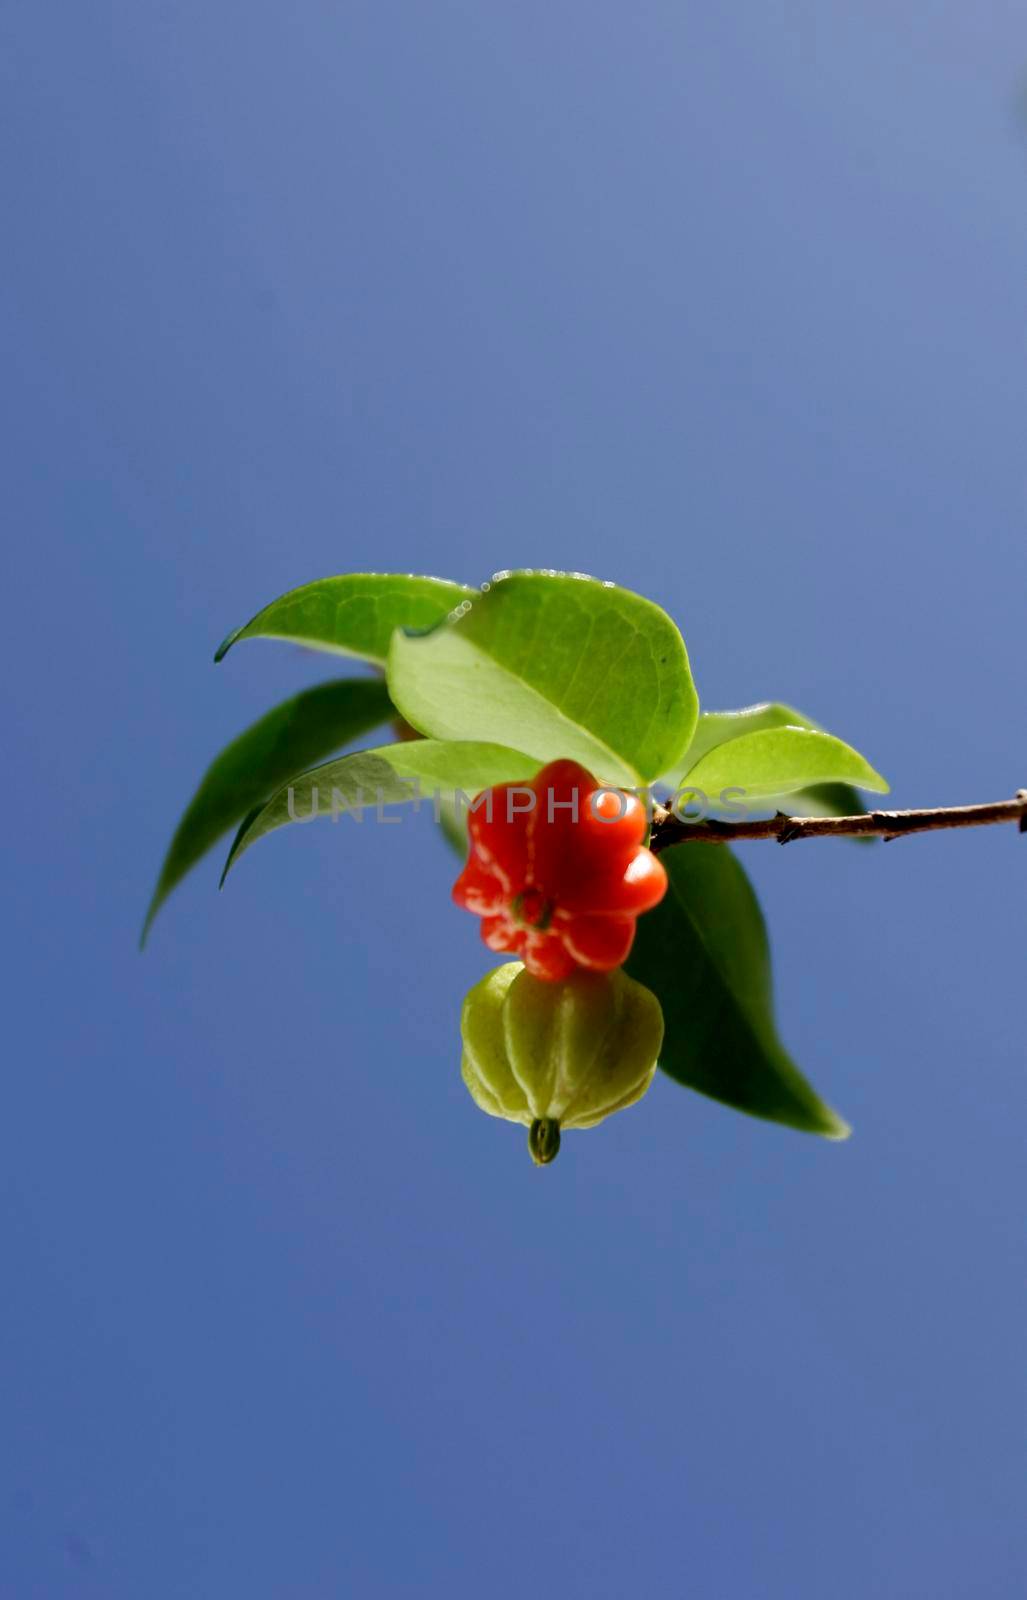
[786,781,862,813]
[221,739,539,881]
[682,726,887,801]
[387,570,698,785]
[662,702,882,826]
[664,702,825,784]
[626,846,849,1138]
[142,678,393,945]
[215,573,472,665]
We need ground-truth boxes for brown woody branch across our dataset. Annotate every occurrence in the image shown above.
[648,791,1027,854]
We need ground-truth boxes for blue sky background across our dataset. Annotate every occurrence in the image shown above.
[3,4,1026,1595]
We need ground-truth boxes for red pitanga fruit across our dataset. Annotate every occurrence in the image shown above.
[452,758,667,981]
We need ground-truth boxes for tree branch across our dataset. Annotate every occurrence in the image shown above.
[648,790,1027,854]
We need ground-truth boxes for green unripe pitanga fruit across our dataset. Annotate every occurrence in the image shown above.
[460,962,664,1164]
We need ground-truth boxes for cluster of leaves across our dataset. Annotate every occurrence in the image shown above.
[146,571,888,1139]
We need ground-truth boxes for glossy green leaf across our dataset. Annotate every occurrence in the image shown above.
[626,846,849,1138]
[222,739,539,881]
[142,678,393,945]
[662,702,880,827]
[682,727,887,801]
[664,702,823,785]
[387,570,697,785]
[215,573,472,666]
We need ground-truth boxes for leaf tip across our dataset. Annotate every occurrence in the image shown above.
[139,884,166,951]
[220,805,262,887]
[213,626,241,663]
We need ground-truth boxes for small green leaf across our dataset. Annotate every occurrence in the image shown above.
[221,740,539,881]
[682,726,887,801]
[142,677,393,945]
[665,702,824,784]
[215,573,472,665]
[626,846,849,1138]
[662,702,882,826]
[387,570,698,785]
